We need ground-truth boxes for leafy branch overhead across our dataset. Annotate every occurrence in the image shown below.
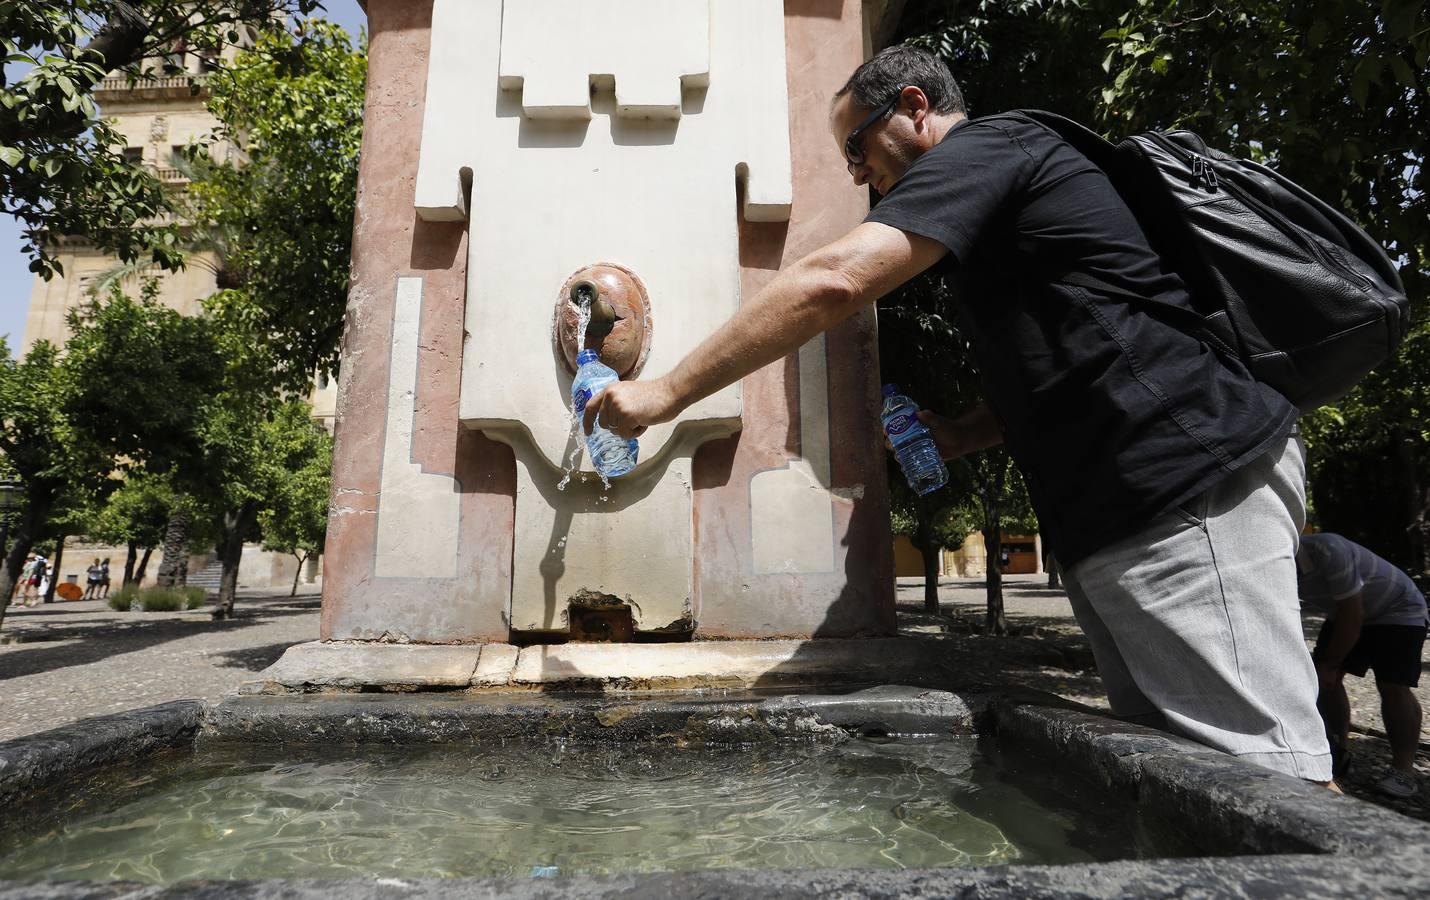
[184,19,366,388]
[0,1,323,279]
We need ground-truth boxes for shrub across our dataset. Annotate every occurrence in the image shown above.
[183,587,208,609]
[137,587,186,612]
[107,585,138,611]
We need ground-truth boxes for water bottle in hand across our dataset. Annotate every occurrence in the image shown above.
[881,384,948,495]
[572,349,639,478]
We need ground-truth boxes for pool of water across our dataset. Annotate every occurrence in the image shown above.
[0,736,1177,884]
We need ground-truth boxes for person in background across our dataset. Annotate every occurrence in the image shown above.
[36,557,50,603]
[22,555,45,607]
[17,554,37,604]
[1297,532,1427,798]
[83,558,102,600]
[99,558,112,599]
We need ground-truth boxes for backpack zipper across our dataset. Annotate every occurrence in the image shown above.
[1145,133,1373,291]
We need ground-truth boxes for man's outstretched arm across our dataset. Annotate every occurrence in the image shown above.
[583,221,948,437]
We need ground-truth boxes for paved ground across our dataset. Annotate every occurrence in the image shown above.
[1,577,1426,818]
[0,588,320,742]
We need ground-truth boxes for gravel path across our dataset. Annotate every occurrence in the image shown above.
[0,588,320,742]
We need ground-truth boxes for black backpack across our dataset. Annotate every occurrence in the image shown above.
[1012,110,1410,411]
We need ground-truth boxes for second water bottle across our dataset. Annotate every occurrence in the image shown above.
[881,384,948,496]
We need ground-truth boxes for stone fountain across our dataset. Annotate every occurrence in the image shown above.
[253,0,909,693]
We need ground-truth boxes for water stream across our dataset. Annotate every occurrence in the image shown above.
[557,295,594,492]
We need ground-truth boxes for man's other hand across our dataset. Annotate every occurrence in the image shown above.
[582,378,678,439]
[916,409,964,460]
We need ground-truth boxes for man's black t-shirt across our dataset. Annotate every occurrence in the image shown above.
[866,112,1297,566]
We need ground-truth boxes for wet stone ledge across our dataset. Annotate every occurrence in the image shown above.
[199,685,984,747]
[0,700,203,812]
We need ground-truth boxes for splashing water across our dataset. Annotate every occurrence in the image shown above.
[557,295,595,491]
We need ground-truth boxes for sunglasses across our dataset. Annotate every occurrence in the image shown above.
[843,90,904,167]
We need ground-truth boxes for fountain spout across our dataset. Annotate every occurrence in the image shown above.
[571,280,622,341]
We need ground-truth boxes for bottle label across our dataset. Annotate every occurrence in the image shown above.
[885,413,915,436]
[573,388,593,414]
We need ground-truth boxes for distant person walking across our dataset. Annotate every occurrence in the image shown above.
[99,558,112,599]
[84,558,102,600]
[21,555,45,607]
[17,555,37,604]
[1297,533,1427,798]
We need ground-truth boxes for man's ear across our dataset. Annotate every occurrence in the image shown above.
[902,85,932,129]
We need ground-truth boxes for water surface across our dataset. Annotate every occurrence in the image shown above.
[0,737,1172,883]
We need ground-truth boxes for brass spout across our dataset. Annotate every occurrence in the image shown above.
[572,280,621,340]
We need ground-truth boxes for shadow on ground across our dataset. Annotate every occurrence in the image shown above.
[0,595,320,680]
[209,641,301,672]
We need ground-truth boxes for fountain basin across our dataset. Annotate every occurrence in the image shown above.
[2,688,1428,897]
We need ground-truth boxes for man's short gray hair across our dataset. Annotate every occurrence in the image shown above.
[834,45,967,117]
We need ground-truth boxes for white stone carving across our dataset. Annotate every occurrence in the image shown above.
[415,0,806,629]
[499,0,710,120]
[375,276,461,578]
[418,0,791,471]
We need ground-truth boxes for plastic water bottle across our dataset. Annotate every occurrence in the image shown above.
[881,384,947,495]
[572,349,639,477]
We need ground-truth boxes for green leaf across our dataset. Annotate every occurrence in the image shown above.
[0,145,21,167]
[1389,56,1416,88]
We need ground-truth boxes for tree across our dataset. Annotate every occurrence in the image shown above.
[879,273,983,612]
[878,270,1036,628]
[258,403,333,596]
[86,471,175,585]
[0,338,111,628]
[48,285,224,603]
[0,0,321,279]
[185,18,365,388]
[952,449,1036,636]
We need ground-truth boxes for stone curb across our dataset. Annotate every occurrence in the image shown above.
[0,700,203,812]
[990,699,1430,859]
[238,638,963,694]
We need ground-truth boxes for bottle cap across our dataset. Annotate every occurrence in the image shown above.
[881,383,899,397]
[576,349,599,366]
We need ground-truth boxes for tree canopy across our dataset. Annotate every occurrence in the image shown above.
[0,1,322,279]
[185,18,365,387]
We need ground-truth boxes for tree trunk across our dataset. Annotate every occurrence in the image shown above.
[0,517,40,632]
[155,508,191,588]
[213,502,257,620]
[290,552,308,597]
[134,546,154,584]
[43,530,67,604]
[984,526,1007,636]
[982,464,1008,637]
[914,500,941,614]
[0,483,55,630]
[123,540,139,586]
